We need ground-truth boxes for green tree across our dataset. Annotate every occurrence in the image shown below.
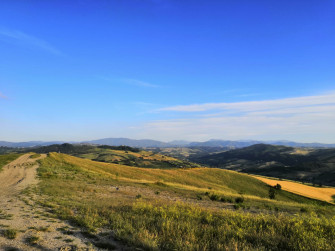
[269,187,276,199]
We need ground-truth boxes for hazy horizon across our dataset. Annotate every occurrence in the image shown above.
[1,1,334,143]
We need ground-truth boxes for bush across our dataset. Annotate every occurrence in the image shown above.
[26,235,39,245]
[196,194,203,200]
[274,184,282,190]
[300,207,309,213]
[209,194,220,201]
[233,204,241,210]
[4,229,17,239]
[135,194,142,199]
[235,197,244,204]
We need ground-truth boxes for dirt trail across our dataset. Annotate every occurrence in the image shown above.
[0,154,100,250]
[0,154,43,197]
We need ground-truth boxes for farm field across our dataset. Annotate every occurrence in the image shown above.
[253,175,335,203]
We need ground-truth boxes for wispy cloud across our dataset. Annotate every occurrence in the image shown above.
[121,78,159,88]
[158,92,335,113]
[100,77,160,88]
[0,92,8,99]
[0,28,63,56]
[135,92,335,143]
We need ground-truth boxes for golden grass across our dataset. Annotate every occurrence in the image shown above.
[253,175,335,203]
[35,153,335,250]
[290,149,313,155]
[45,153,328,208]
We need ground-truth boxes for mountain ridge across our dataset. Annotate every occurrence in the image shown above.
[0,138,334,148]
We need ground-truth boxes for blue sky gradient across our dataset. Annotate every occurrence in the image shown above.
[1,0,334,142]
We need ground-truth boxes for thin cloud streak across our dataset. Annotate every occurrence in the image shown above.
[158,92,335,113]
[136,91,335,143]
[100,77,160,88]
[0,92,8,99]
[0,28,63,56]
[122,79,159,88]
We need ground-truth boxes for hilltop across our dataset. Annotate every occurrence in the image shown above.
[22,143,200,169]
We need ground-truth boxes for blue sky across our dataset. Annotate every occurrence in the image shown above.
[0,0,334,143]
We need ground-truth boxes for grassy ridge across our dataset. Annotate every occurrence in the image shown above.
[35,153,335,250]
[76,147,200,169]
[0,153,22,171]
[42,153,325,205]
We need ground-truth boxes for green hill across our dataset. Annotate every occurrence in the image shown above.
[192,144,335,186]
[30,152,335,250]
[25,143,200,169]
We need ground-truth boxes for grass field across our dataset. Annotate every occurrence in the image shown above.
[30,152,335,250]
[75,147,200,169]
[253,175,335,203]
[0,153,22,172]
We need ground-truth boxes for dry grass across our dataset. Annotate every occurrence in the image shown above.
[34,153,335,250]
[253,175,335,203]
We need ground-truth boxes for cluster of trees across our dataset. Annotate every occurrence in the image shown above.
[269,184,282,199]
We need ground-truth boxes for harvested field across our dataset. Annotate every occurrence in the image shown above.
[254,175,335,203]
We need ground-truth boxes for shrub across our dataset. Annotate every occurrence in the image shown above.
[196,194,203,200]
[235,197,244,204]
[135,194,142,199]
[274,184,282,190]
[209,194,220,201]
[226,197,233,203]
[233,204,241,210]
[300,207,309,213]
[4,229,17,239]
[26,235,39,245]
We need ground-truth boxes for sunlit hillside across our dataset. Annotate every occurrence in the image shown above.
[29,152,335,250]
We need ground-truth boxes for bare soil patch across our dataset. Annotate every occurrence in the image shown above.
[0,154,100,250]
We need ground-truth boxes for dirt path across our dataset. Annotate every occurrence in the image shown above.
[253,175,335,203]
[0,154,99,250]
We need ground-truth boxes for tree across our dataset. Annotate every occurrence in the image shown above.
[274,184,281,190]
[269,187,276,199]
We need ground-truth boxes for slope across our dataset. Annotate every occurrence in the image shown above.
[193,144,335,186]
[31,152,335,250]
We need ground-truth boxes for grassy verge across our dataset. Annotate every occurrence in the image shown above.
[0,153,22,172]
[35,153,335,250]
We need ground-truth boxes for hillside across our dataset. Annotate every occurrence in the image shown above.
[147,146,230,160]
[24,143,200,169]
[193,144,335,186]
[1,152,334,250]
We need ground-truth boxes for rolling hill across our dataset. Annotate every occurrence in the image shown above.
[192,144,335,186]
[23,143,200,169]
[1,151,335,250]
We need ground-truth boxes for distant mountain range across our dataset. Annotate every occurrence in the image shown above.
[0,141,65,148]
[0,138,334,148]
